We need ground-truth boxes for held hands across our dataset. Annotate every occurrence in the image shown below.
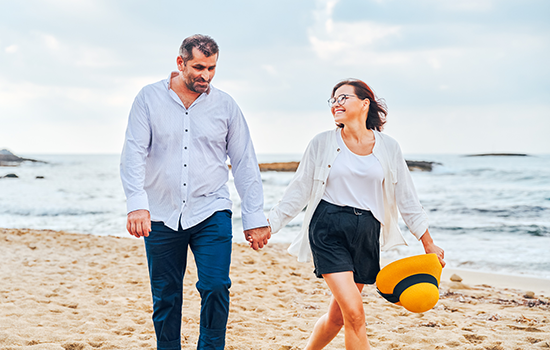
[127,209,151,238]
[244,226,271,250]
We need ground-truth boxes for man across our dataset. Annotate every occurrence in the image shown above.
[120,34,271,350]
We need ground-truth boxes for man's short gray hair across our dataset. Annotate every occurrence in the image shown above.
[179,34,219,64]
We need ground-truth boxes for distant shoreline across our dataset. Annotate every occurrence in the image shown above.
[465,153,529,157]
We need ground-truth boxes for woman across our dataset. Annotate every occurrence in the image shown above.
[268,79,445,350]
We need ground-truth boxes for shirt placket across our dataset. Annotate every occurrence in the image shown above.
[181,108,190,209]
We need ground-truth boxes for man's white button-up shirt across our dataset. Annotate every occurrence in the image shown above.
[121,72,267,231]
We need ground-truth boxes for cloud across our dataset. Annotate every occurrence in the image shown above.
[304,0,550,107]
[0,0,548,154]
[5,45,18,54]
[0,76,143,124]
[439,0,494,12]
[33,32,124,69]
[308,20,401,62]
[39,0,106,15]
[41,33,61,51]
[261,64,278,77]
[386,103,550,154]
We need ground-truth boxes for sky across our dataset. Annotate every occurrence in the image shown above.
[1,0,549,155]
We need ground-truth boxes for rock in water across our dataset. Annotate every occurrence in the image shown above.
[0,149,47,166]
[405,160,442,172]
[524,291,535,299]
[0,149,21,163]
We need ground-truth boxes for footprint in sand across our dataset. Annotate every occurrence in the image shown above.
[463,333,486,344]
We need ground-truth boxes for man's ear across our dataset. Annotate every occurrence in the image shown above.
[176,56,185,71]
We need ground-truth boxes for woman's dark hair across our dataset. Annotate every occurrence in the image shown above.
[331,79,387,131]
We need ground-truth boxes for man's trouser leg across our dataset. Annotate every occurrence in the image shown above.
[145,221,190,350]
[189,210,233,350]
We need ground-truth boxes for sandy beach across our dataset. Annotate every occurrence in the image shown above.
[1,228,549,350]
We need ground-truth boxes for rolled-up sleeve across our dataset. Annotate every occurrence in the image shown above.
[120,91,151,214]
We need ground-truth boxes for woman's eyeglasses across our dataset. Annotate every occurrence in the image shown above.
[327,94,358,107]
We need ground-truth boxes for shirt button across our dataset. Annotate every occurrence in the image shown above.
[183,183,186,186]
[337,148,340,152]
[184,164,187,167]
[185,129,188,132]
[183,200,186,203]
[184,146,187,149]
[328,165,331,168]
[185,112,188,115]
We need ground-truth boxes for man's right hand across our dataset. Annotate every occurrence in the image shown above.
[244,226,271,250]
[127,209,151,238]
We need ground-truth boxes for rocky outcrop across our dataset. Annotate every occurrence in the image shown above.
[0,149,47,166]
[258,162,300,172]
[405,160,442,172]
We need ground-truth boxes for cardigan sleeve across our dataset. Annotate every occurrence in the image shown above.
[393,142,429,239]
[268,139,317,234]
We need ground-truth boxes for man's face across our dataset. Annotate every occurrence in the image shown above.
[179,48,217,94]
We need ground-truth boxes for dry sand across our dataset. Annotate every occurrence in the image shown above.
[1,227,549,350]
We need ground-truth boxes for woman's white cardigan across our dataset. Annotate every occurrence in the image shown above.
[268,128,429,263]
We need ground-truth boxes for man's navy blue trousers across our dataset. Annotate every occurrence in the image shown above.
[144,210,232,350]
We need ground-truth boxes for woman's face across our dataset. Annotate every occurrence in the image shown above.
[330,84,365,125]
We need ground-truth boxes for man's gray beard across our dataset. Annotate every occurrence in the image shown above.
[186,80,209,94]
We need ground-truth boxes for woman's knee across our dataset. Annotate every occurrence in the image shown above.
[327,312,345,328]
[343,308,365,329]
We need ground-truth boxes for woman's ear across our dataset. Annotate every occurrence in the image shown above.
[363,99,370,110]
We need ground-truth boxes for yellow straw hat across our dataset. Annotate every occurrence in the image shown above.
[376,254,442,313]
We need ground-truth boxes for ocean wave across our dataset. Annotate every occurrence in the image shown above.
[433,205,550,219]
[470,205,548,216]
[431,224,550,237]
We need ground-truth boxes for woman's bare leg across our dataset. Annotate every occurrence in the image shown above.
[304,271,370,350]
[304,295,344,349]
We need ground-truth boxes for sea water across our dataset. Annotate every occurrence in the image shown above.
[1,153,549,278]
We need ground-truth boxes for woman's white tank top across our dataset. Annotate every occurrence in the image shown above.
[322,129,385,223]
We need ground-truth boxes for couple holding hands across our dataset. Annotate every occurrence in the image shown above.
[120,34,445,350]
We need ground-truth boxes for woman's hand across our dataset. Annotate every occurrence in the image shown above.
[420,230,446,267]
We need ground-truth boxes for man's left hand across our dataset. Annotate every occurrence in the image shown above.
[244,226,271,250]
